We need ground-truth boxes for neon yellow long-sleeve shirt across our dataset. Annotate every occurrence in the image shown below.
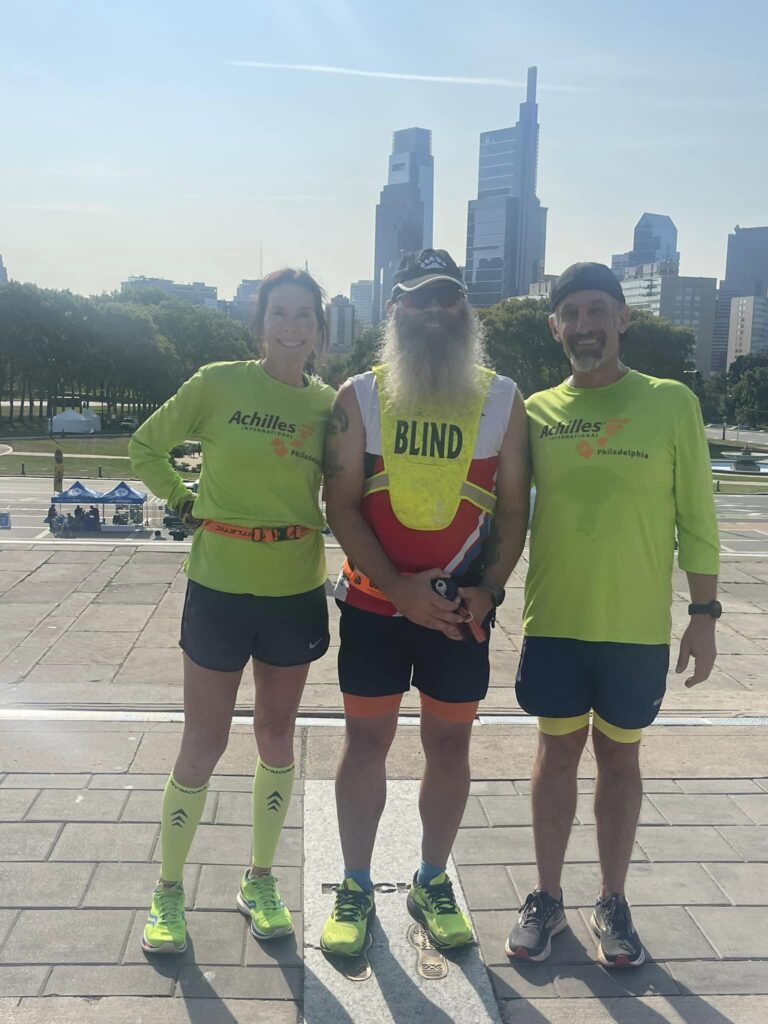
[524,370,719,645]
[129,360,335,596]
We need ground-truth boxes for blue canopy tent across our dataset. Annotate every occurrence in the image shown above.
[51,481,103,503]
[99,481,147,529]
[98,482,147,505]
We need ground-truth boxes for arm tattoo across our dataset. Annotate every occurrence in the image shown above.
[327,402,349,436]
[481,520,502,572]
[323,446,345,481]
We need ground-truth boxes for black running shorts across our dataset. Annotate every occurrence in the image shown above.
[515,636,669,731]
[337,600,491,703]
[180,579,330,671]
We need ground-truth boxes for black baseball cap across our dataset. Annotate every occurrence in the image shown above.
[551,262,625,311]
[391,249,466,298]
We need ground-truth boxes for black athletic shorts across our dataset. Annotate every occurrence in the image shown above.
[515,636,669,731]
[337,601,492,703]
[180,579,330,672]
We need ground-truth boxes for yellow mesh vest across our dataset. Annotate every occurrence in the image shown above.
[372,365,494,531]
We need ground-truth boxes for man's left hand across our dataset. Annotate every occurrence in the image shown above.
[457,587,495,629]
[676,618,717,688]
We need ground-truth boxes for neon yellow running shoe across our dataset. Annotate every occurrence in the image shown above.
[320,878,375,957]
[407,872,474,949]
[236,870,293,939]
[142,882,187,954]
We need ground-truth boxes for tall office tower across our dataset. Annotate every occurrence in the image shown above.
[372,128,434,323]
[724,226,768,297]
[621,262,716,375]
[726,295,768,368]
[711,226,768,373]
[229,279,263,325]
[464,66,547,307]
[611,213,680,281]
[326,295,356,352]
[0,256,7,285]
[349,280,374,326]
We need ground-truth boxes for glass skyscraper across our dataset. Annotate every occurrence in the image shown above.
[372,128,434,323]
[612,214,680,280]
[464,67,547,306]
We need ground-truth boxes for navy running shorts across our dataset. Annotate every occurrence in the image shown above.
[337,600,492,703]
[180,579,330,671]
[515,636,669,732]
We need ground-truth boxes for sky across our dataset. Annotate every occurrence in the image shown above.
[2,0,767,302]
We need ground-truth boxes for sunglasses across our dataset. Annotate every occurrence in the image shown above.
[396,281,464,310]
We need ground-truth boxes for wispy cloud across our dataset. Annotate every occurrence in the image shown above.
[226,61,583,91]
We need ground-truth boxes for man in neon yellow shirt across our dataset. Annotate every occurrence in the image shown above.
[506,263,720,969]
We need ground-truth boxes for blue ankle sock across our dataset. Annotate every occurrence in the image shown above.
[416,861,445,887]
[344,867,373,892]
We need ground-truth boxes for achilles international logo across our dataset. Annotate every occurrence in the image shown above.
[272,423,316,461]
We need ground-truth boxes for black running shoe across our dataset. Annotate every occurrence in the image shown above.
[590,893,645,968]
[505,889,567,962]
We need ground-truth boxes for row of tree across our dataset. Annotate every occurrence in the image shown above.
[2,282,767,429]
[0,283,252,425]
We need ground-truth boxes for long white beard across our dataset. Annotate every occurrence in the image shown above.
[379,306,488,411]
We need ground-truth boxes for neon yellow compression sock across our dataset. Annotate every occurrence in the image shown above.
[159,773,209,883]
[251,759,295,870]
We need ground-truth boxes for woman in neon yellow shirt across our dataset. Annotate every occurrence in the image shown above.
[129,269,335,954]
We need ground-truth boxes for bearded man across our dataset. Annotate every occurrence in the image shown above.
[319,249,530,957]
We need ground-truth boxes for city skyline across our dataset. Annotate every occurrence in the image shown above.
[2,1,767,300]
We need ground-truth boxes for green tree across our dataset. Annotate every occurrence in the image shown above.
[478,298,567,397]
[730,367,768,428]
[728,352,768,385]
[620,310,694,381]
[321,326,383,389]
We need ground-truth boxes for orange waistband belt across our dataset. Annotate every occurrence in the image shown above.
[341,558,415,600]
[203,520,313,543]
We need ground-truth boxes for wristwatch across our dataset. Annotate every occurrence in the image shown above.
[478,583,506,608]
[688,600,722,619]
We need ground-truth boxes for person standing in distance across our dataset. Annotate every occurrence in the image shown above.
[506,262,720,968]
[320,249,530,958]
[129,269,335,954]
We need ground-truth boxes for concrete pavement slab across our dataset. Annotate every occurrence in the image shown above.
[40,631,136,666]
[69,604,154,632]
[455,864,518,910]
[26,788,128,821]
[84,863,200,908]
[0,606,56,630]
[716,827,768,861]
[0,823,60,861]
[498,995,768,1023]
[689,906,768,958]
[703,863,768,904]
[0,909,132,964]
[123,910,246,966]
[647,794,755,826]
[635,825,743,861]
[506,862,730,908]
[94,584,169,605]
[45,964,176,996]
[730,795,768,823]
[2,996,300,1022]
[304,779,502,1024]
[131,733,299,776]
[114,647,182,685]
[175,964,301,999]
[120,788,215,824]
[668,959,768,995]
[471,908,596,966]
[194,865,301,913]
[243,916,303,967]
[0,791,37,820]
[181,824,301,867]
[576,905,719,960]
[678,780,764,793]
[0,863,93,907]
[50,822,157,862]
[550,962,679,999]
[0,729,140,772]
[0,967,48,998]
[214,792,303,829]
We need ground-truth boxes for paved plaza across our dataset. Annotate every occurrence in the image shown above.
[0,538,767,1022]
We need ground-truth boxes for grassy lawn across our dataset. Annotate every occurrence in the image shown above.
[0,436,132,456]
[0,454,198,482]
